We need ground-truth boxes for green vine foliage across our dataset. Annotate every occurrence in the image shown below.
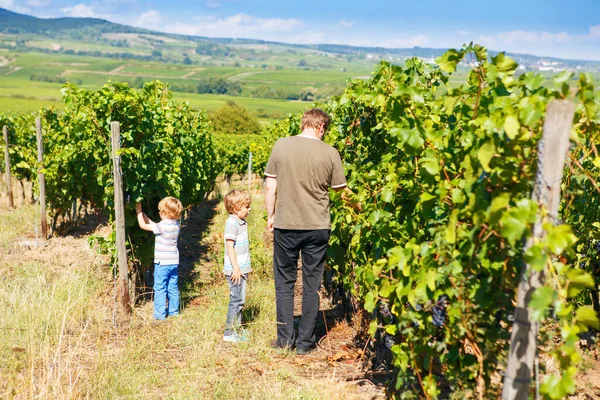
[325,44,599,398]
[0,113,38,183]
[214,114,300,180]
[29,81,217,271]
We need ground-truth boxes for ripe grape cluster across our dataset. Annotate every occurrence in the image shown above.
[384,334,395,350]
[432,295,448,327]
[379,301,392,319]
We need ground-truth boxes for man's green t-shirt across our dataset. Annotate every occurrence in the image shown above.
[265,135,347,230]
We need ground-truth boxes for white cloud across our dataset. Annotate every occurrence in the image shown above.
[205,0,220,8]
[0,0,31,13]
[337,20,354,29]
[457,30,469,36]
[165,13,304,38]
[25,0,50,6]
[380,34,430,48]
[60,3,109,18]
[478,30,565,45]
[133,9,161,29]
[477,25,600,48]
[472,26,600,60]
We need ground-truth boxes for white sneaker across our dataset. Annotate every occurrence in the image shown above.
[223,331,249,343]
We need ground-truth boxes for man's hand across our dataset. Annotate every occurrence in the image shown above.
[230,268,242,285]
[135,203,142,213]
[267,216,275,232]
[340,187,362,212]
[265,177,277,233]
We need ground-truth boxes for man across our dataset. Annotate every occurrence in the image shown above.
[264,108,347,355]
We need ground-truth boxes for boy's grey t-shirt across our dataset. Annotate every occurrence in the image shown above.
[223,214,251,275]
[152,219,180,265]
[265,136,346,230]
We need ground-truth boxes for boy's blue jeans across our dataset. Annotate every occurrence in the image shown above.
[153,263,179,320]
[224,273,248,335]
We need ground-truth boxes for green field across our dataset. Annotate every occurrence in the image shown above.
[0,95,63,113]
[1,46,596,118]
[0,51,324,117]
[0,46,376,118]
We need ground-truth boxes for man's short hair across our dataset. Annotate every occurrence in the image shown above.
[158,196,183,220]
[224,189,251,214]
[301,108,331,131]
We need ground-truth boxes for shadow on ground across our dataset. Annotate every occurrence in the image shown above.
[51,206,110,239]
[178,198,221,308]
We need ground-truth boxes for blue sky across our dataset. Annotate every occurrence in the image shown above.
[2,0,599,60]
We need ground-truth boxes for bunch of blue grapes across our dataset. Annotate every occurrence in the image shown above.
[432,295,448,327]
[383,334,395,350]
[379,301,392,319]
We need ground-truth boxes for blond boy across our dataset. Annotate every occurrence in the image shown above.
[136,197,183,320]
[223,190,252,342]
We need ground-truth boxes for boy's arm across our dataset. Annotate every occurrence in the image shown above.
[226,239,243,285]
[265,177,277,232]
[136,203,156,232]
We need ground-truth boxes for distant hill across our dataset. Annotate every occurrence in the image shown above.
[0,8,129,33]
[0,7,599,70]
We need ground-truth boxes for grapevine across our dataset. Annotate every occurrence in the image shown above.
[325,43,599,398]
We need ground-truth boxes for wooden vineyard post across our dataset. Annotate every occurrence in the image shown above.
[36,118,47,239]
[110,121,131,313]
[502,100,575,400]
[247,151,252,192]
[3,125,13,208]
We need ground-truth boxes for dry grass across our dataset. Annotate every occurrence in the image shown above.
[0,183,385,399]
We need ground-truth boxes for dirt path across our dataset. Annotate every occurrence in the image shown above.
[0,190,385,399]
[4,66,22,76]
[181,68,207,78]
[227,71,263,81]
[57,64,207,80]
[108,64,127,74]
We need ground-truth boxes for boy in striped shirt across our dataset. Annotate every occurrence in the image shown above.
[136,197,183,320]
[223,189,252,342]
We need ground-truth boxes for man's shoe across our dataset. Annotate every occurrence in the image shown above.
[295,345,316,355]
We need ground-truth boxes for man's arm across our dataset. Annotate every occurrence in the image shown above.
[335,186,362,212]
[265,177,277,232]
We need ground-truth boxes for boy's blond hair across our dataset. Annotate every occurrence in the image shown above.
[301,108,331,131]
[158,196,183,220]
[224,189,251,214]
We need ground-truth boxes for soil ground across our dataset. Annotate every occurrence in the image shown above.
[0,184,387,399]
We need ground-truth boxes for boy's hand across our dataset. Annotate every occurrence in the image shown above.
[230,268,242,285]
[135,203,142,213]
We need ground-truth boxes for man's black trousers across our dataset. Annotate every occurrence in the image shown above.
[273,228,330,350]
